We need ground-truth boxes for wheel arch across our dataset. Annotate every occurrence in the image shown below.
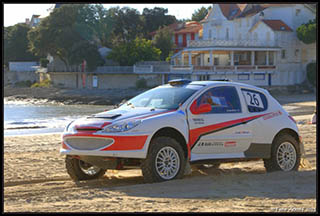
[272,128,300,146]
[149,127,189,160]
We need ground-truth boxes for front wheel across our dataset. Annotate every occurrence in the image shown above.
[141,137,186,183]
[264,134,300,172]
[65,156,106,181]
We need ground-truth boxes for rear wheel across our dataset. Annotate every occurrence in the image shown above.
[264,134,300,172]
[65,156,106,181]
[141,137,186,183]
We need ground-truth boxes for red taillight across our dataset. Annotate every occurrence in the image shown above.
[288,115,297,124]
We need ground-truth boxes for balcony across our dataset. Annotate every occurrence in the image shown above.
[187,39,279,48]
[170,65,276,74]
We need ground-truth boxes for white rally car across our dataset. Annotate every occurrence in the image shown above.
[61,79,304,182]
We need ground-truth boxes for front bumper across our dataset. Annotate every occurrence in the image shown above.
[60,131,150,159]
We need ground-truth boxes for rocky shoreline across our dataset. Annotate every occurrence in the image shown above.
[4,86,147,105]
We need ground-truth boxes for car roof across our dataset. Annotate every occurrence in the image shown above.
[189,81,270,94]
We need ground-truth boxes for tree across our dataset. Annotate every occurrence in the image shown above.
[107,37,161,66]
[4,23,39,66]
[152,26,176,61]
[142,7,176,39]
[77,4,114,47]
[296,19,316,44]
[191,6,212,22]
[108,7,145,46]
[28,4,104,71]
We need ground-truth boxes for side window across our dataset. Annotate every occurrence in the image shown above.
[196,86,242,113]
[241,88,268,112]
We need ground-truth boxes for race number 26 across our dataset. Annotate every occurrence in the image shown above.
[242,90,264,108]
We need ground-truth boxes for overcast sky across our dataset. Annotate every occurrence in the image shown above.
[4,3,212,27]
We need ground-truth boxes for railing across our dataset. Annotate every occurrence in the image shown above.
[94,66,133,73]
[133,65,153,73]
[170,65,193,73]
[170,65,276,73]
[187,39,278,48]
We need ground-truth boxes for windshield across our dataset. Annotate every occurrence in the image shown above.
[120,86,199,110]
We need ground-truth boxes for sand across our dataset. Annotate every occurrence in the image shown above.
[4,101,317,212]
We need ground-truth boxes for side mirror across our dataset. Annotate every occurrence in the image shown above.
[190,101,212,114]
[197,103,212,114]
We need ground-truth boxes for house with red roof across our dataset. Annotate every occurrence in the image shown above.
[150,21,202,53]
[170,4,316,86]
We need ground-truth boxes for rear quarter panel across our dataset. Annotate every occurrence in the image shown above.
[253,94,299,144]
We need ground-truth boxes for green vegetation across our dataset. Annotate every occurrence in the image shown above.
[5,4,207,68]
[40,58,49,67]
[296,19,316,44]
[152,26,175,61]
[191,6,212,22]
[31,79,52,88]
[306,62,316,87]
[4,23,39,66]
[136,78,148,89]
[107,37,161,66]
[28,4,105,72]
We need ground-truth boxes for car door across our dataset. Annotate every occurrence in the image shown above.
[187,85,253,161]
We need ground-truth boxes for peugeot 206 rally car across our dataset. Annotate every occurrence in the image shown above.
[61,79,304,183]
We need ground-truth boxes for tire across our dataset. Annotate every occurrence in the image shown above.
[141,136,186,183]
[264,134,300,172]
[65,156,106,181]
[196,163,221,170]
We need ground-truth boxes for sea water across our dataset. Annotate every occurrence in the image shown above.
[4,99,111,136]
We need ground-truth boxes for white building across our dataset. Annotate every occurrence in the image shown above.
[170,4,316,86]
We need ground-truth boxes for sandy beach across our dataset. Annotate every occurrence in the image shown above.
[4,99,317,212]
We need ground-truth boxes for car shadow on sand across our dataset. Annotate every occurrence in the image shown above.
[74,167,316,200]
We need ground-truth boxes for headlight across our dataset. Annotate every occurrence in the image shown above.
[104,119,141,133]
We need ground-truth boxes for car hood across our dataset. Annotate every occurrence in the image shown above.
[71,107,174,130]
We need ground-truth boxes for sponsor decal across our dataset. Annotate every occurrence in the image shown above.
[197,141,223,147]
[224,141,237,147]
[263,110,282,120]
[235,131,250,134]
[193,118,204,125]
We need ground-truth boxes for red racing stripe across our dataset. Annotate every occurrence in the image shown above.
[188,113,270,149]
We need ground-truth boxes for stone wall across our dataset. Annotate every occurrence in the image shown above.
[4,70,39,85]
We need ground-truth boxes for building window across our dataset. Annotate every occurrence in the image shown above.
[269,52,275,65]
[295,49,300,57]
[281,49,286,59]
[198,75,210,81]
[238,33,242,41]
[266,32,270,42]
[214,57,219,65]
[209,29,212,39]
[254,32,258,41]
[255,51,267,65]
[239,19,242,27]
[296,9,301,16]
[226,28,229,40]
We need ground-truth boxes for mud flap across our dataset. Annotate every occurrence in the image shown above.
[184,161,192,175]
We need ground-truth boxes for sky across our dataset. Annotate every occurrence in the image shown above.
[3,3,212,27]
